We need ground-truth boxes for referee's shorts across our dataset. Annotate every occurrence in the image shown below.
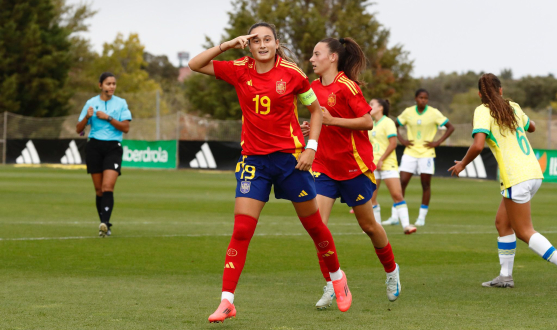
[85,138,123,175]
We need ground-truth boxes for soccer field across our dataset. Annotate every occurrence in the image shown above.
[1,167,556,329]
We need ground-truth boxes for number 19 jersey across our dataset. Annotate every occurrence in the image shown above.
[472,102,543,190]
[213,56,311,156]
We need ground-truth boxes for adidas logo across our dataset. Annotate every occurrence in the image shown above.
[458,156,487,178]
[356,194,365,201]
[298,190,308,197]
[189,142,217,169]
[16,140,40,164]
[224,262,235,269]
[322,250,335,257]
[60,140,82,164]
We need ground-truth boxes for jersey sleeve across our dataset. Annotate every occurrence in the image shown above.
[347,87,372,117]
[213,60,238,86]
[515,104,530,130]
[385,119,398,138]
[397,109,409,126]
[434,109,449,127]
[296,77,317,106]
[78,101,91,125]
[119,100,132,121]
[472,106,491,137]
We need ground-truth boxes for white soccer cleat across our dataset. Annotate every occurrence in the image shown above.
[386,264,401,302]
[99,223,108,237]
[414,218,425,226]
[404,225,417,235]
[382,217,400,226]
[315,283,335,310]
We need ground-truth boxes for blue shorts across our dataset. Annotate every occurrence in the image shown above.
[314,172,376,207]
[235,152,316,203]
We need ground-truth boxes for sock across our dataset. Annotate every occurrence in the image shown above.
[329,268,343,281]
[375,242,396,273]
[498,234,516,276]
[317,252,332,281]
[221,291,234,304]
[222,214,258,293]
[299,210,340,273]
[100,192,114,224]
[96,195,103,222]
[418,204,429,219]
[391,205,398,221]
[394,201,410,228]
[373,204,381,223]
[528,233,557,265]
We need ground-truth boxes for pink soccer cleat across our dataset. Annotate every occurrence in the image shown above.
[332,271,352,312]
[208,299,236,323]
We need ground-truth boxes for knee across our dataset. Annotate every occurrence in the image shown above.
[392,194,404,203]
[95,188,103,196]
[101,184,114,193]
[232,215,257,241]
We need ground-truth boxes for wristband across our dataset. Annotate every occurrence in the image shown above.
[107,116,113,122]
[306,139,318,152]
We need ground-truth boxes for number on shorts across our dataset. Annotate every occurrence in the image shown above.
[241,165,256,180]
[515,127,530,155]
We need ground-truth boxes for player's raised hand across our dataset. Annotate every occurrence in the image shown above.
[295,149,315,171]
[300,121,310,137]
[448,160,465,176]
[224,34,257,50]
[86,106,94,119]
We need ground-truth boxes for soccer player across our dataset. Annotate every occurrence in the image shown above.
[393,89,454,226]
[76,72,132,237]
[302,37,401,310]
[188,22,352,323]
[449,73,555,287]
[369,98,416,235]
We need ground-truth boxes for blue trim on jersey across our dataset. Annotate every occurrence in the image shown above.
[543,246,556,261]
[387,134,397,138]
[439,119,449,127]
[498,241,517,250]
[396,118,403,126]
[524,118,530,131]
[420,204,429,209]
[78,95,133,142]
[393,201,407,207]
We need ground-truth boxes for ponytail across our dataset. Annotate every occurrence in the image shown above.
[374,98,391,117]
[320,37,367,85]
[478,73,517,135]
[247,22,296,63]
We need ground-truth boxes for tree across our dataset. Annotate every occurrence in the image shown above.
[184,0,415,119]
[0,0,73,116]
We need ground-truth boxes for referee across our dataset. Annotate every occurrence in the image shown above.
[76,72,132,237]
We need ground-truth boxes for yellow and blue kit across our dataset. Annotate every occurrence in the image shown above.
[397,105,448,158]
[369,115,398,171]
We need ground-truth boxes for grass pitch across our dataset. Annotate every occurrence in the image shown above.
[1,166,556,329]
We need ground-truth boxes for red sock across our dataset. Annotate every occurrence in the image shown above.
[375,242,396,273]
[299,210,340,273]
[317,252,332,281]
[222,214,258,293]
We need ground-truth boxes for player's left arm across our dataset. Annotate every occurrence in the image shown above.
[322,108,373,130]
[426,121,455,148]
[296,89,322,171]
[527,119,536,133]
[448,132,485,176]
[96,103,131,133]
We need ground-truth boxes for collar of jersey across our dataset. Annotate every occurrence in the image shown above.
[250,55,280,76]
[320,71,345,86]
[374,115,386,126]
[415,105,428,116]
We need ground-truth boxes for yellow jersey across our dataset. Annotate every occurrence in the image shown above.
[369,116,398,171]
[397,105,449,158]
[472,102,543,190]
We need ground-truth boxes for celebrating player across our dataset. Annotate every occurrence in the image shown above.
[76,72,132,237]
[188,23,352,323]
[302,37,401,310]
[393,89,454,226]
[449,73,556,287]
[369,98,416,234]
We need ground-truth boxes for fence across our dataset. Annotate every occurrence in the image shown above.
[1,110,555,164]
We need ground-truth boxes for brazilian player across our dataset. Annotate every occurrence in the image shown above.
[76,72,132,237]
[449,73,555,288]
[394,89,454,226]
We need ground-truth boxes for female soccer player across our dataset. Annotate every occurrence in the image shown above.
[369,98,416,235]
[303,37,401,310]
[449,73,555,288]
[395,89,454,226]
[76,72,132,237]
[188,23,352,323]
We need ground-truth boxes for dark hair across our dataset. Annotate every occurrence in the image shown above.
[247,22,295,63]
[374,98,391,117]
[319,37,367,85]
[478,73,517,135]
[99,72,115,84]
[415,89,429,97]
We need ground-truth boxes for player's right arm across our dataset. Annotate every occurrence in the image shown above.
[188,34,257,76]
[395,110,413,147]
[76,102,93,134]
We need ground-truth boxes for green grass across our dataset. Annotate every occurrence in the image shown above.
[1,166,556,329]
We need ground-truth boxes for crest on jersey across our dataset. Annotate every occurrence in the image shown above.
[240,181,251,194]
[327,93,336,107]
[276,80,286,94]
[371,131,377,137]
[417,119,422,125]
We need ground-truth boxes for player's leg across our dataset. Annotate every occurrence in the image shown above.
[91,173,103,222]
[398,155,416,198]
[383,177,415,234]
[313,194,337,309]
[85,139,105,233]
[415,173,432,226]
[99,169,118,236]
[371,177,382,223]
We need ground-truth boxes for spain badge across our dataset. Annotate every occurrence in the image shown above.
[327,92,336,107]
[276,80,286,94]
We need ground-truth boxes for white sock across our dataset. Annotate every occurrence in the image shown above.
[498,234,516,276]
[529,233,557,265]
[418,205,429,219]
[394,201,410,228]
[329,268,343,281]
[326,281,333,287]
[391,205,398,220]
[221,291,234,304]
[373,204,381,223]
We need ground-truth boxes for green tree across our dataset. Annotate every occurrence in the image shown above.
[0,0,72,116]
[185,0,415,119]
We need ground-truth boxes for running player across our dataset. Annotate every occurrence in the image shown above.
[449,73,555,287]
[394,89,454,226]
[303,37,401,310]
[188,23,352,323]
[369,98,416,234]
[76,72,132,237]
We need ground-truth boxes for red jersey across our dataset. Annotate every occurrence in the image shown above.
[311,72,376,181]
[213,56,310,156]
